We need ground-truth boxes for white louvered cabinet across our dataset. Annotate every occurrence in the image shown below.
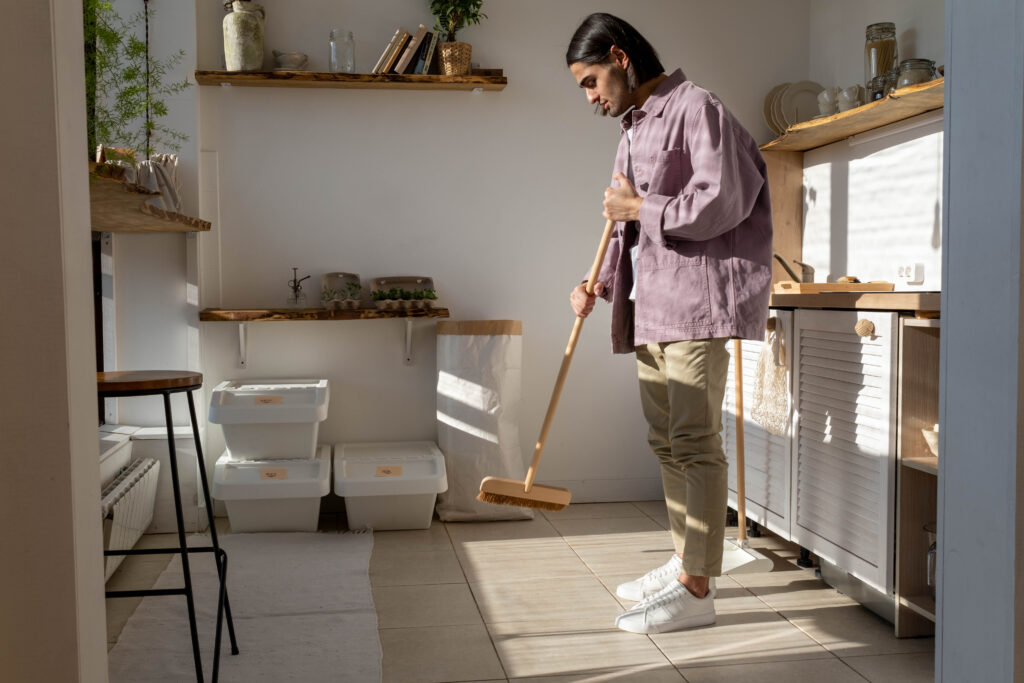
[723,310,793,540]
[790,309,899,594]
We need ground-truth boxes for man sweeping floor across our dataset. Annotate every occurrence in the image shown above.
[564,12,773,634]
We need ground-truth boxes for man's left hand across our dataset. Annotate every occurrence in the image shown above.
[603,172,642,222]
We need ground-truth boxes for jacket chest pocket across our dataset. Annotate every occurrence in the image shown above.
[636,148,690,196]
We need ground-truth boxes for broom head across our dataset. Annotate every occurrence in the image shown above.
[477,476,571,511]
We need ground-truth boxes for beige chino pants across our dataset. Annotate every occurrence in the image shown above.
[636,338,729,577]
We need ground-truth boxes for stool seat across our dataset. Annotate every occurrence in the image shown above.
[98,370,203,394]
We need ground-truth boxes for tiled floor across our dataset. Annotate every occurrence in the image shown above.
[106,502,935,682]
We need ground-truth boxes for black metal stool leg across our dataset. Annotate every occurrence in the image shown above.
[187,390,240,661]
[163,392,204,683]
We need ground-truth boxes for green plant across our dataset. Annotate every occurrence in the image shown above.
[321,286,342,302]
[429,0,486,42]
[346,281,363,299]
[83,0,191,160]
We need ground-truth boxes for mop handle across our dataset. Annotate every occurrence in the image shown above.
[525,219,616,492]
[734,338,747,544]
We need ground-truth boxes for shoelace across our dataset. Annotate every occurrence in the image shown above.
[644,557,682,581]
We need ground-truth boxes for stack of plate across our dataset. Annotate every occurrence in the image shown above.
[763,81,824,136]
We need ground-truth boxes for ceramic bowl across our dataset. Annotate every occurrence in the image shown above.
[273,51,308,69]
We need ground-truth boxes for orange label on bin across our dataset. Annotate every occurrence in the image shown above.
[376,465,403,477]
[254,395,283,405]
[260,468,288,480]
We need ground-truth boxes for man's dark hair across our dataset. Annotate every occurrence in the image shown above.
[565,13,664,88]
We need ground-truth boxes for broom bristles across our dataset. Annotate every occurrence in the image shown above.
[476,490,568,511]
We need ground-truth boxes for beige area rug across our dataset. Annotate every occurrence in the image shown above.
[108,531,380,682]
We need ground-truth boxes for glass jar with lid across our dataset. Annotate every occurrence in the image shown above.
[868,75,888,102]
[896,58,937,89]
[865,22,898,89]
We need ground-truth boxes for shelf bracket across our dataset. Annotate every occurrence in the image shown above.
[238,322,248,368]
[404,319,414,365]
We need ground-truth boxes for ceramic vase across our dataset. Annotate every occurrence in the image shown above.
[223,1,265,72]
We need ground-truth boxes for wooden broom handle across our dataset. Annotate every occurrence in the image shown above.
[734,338,748,543]
[525,219,616,492]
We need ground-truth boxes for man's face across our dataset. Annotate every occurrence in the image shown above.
[570,60,633,117]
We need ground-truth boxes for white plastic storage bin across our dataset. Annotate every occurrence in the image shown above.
[334,441,448,530]
[213,446,331,532]
[208,379,330,460]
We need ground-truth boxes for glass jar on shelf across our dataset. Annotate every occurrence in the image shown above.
[897,58,937,89]
[864,22,898,89]
[868,75,888,101]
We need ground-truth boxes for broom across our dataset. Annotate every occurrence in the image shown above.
[477,218,616,511]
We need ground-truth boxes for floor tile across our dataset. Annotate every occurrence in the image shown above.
[550,515,667,542]
[730,567,860,610]
[541,502,646,521]
[379,624,506,683]
[488,618,677,680]
[512,669,683,682]
[470,576,623,626]
[455,537,594,583]
[632,500,671,529]
[650,608,831,668]
[370,548,466,586]
[677,656,866,682]
[374,582,483,629]
[567,532,677,578]
[780,604,935,657]
[446,516,560,544]
[371,523,454,554]
[842,652,934,682]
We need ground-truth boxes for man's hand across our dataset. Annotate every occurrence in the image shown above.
[603,172,642,222]
[570,282,605,317]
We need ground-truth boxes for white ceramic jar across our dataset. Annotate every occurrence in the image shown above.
[223,1,265,72]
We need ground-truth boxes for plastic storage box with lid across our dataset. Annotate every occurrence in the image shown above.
[208,379,329,460]
[213,445,331,532]
[334,441,448,530]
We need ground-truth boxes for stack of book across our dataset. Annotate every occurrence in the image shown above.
[371,24,440,75]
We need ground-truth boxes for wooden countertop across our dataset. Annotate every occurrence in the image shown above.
[770,291,940,312]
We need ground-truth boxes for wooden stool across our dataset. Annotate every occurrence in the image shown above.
[99,371,239,682]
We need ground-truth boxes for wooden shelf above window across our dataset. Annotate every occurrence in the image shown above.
[199,307,451,322]
[194,70,507,91]
[761,78,944,152]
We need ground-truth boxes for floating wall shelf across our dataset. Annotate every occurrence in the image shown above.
[761,78,944,152]
[194,70,507,91]
[89,170,211,233]
[199,307,450,322]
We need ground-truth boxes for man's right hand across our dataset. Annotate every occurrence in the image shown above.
[570,282,605,317]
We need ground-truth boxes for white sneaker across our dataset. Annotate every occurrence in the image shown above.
[614,580,716,634]
[616,555,717,602]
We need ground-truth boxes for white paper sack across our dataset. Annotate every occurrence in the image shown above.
[435,329,534,521]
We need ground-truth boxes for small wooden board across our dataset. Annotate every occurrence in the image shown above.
[773,280,895,294]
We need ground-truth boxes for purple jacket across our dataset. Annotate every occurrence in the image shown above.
[597,69,773,354]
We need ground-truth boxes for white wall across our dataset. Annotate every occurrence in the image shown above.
[2,0,109,679]
[809,0,945,91]
[801,0,944,288]
[191,0,811,500]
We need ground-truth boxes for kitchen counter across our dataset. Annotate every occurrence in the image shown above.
[770,291,940,312]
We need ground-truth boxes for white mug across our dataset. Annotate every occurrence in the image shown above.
[817,87,841,115]
[838,84,863,111]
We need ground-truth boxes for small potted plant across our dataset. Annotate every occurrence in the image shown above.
[343,280,363,309]
[429,0,486,75]
[321,286,343,310]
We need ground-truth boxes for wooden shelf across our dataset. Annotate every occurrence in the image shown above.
[89,171,211,233]
[194,70,507,91]
[199,307,450,322]
[770,291,940,312]
[903,455,939,475]
[761,78,944,152]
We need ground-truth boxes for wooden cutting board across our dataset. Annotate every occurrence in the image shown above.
[773,280,895,294]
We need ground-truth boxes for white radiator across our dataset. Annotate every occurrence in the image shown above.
[101,458,160,581]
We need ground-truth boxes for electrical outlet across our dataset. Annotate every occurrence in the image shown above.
[896,263,925,285]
